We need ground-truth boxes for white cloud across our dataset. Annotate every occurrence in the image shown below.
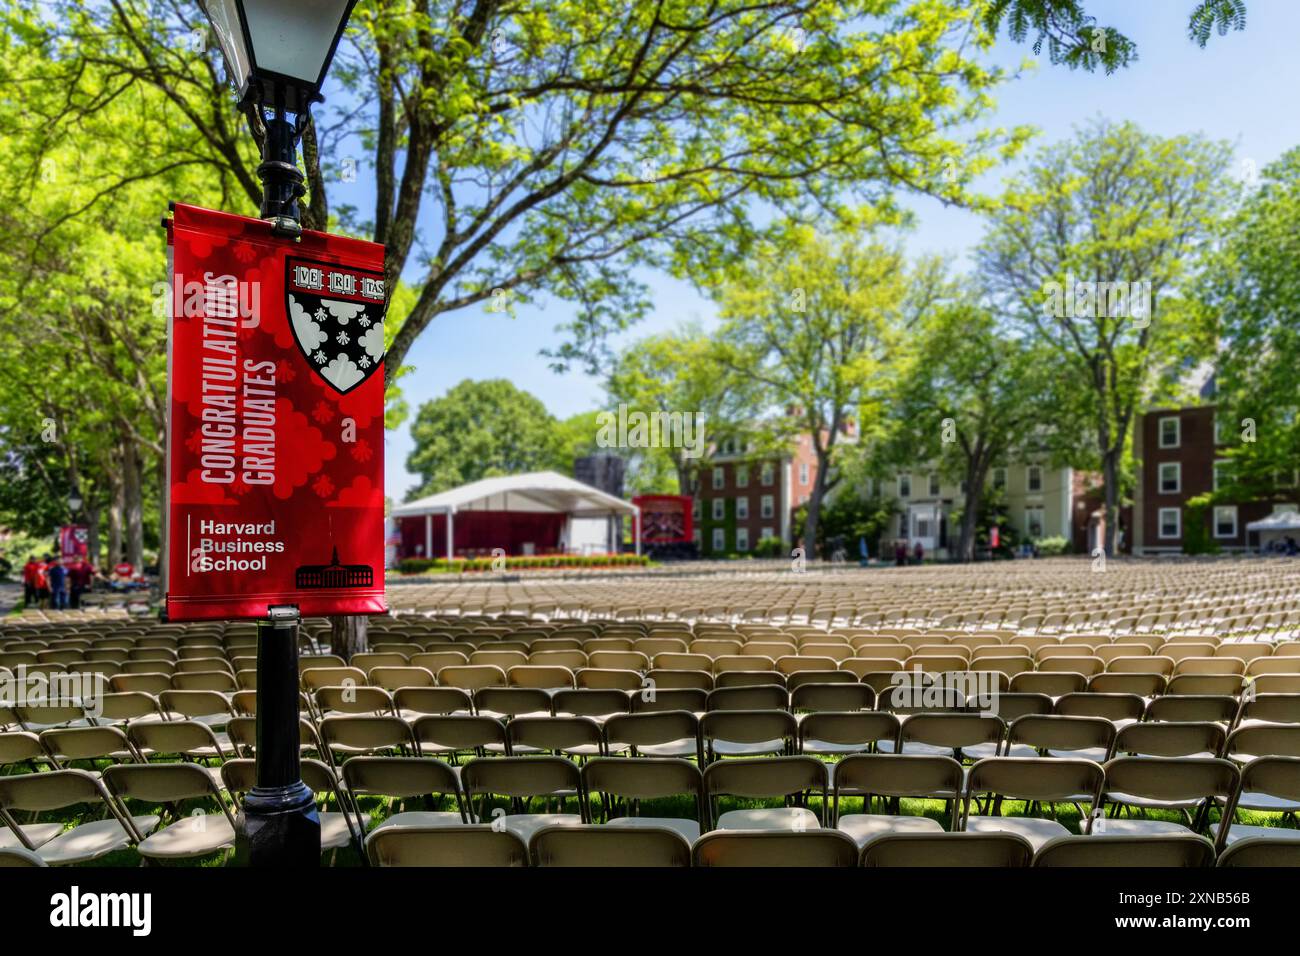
[360,324,386,361]
[290,295,328,351]
[323,353,364,390]
[322,299,367,325]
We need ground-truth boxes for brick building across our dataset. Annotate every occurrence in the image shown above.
[1131,404,1299,554]
[690,431,824,556]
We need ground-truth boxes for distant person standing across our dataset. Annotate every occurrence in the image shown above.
[68,558,94,609]
[47,556,68,611]
[21,556,41,607]
[913,540,924,565]
[894,540,906,567]
[1287,536,1298,557]
[33,556,51,608]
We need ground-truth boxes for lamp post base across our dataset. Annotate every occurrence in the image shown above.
[234,606,321,866]
[235,783,321,867]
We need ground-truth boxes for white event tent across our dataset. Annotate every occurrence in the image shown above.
[390,470,641,558]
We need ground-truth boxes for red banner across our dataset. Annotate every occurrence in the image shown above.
[632,494,693,544]
[165,203,387,620]
[58,525,89,559]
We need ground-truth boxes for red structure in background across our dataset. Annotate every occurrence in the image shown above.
[398,511,569,559]
[632,494,693,545]
[58,525,89,559]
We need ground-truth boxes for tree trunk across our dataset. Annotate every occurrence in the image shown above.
[958,480,981,563]
[957,447,993,563]
[86,504,101,569]
[330,615,369,659]
[123,438,144,570]
[802,451,831,560]
[156,456,168,599]
[108,462,124,565]
[1102,449,1120,557]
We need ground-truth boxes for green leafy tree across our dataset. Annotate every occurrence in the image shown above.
[405,379,565,497]
[714,224,945,558]
[1199,147,1300,497]
[976,121,1233,556]
[984,0,1246,73]
[607,325,757,494]
[881,297,1065,561]
[24,0,1028,383]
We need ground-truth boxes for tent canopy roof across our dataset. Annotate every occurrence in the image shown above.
[1246,511,1300,532]
[391,471,637,519]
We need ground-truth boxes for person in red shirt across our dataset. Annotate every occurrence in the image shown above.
[68,558,94,609]
[33,556,51,608]
[21,557,40,608]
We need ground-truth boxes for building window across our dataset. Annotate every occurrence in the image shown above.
[1213,414,1226,446]
[960,479,968,494]
[712,466,724,490]
[736,496,749,520]
[761,527,775,542]
[1213,460,1231,492]
[799,462,810,485]
[1158,507,1181,539]
[1026,466,1043,493]
[711,498,724,521]
[1158,462,1181,494]
[898,474,911,498]
[1024,506,1044,539]
[735,527,750,551]
[993,468,1006,491]
[760,495,775,519]
[1159,416,1181,449]
[929,473,941,496]
[761,462,775,486]
[712,528,725,552]
[736,466,749,488]
[692,528,701,546]
[1213,506,1238,539]
[1278,470,1299,489]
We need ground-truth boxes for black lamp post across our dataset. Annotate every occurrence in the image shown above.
[200,0,358,237]
[199,0,358,866]
[67,487,83,521]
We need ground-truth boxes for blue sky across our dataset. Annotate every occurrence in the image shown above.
[373,0,1300,502]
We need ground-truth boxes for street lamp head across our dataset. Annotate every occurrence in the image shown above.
[200,0,357,114]
[68,492,83,514]
[199,0,359,236]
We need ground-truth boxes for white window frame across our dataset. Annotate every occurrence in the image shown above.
[928,473,941,496]
[1024,506,1045,540]
[1213,414,1226,446]
[1158,507,1181,539]
[1158,462,1181,495]
[1212,505,1238,539]
[711,498,725,521]
[1026,466,1042,493]
[736,465,749,488]
[993,468,1006,491]
[898,474,911,498]
[761,527,775,542]
[735,527,750,552]
[761,462,775,486]
[760,495,775,519]
[736,496,749,520]
[692,498,701,520]
[799,462,810,485]
[712,466,724,490]
[1213,460,1231,492]
[712,528,726,552]
[1159,416,1181,449]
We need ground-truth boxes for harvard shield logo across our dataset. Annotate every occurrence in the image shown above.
[286,255,386,394]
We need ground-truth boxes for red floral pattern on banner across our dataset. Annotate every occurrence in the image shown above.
[165,203,387,620]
